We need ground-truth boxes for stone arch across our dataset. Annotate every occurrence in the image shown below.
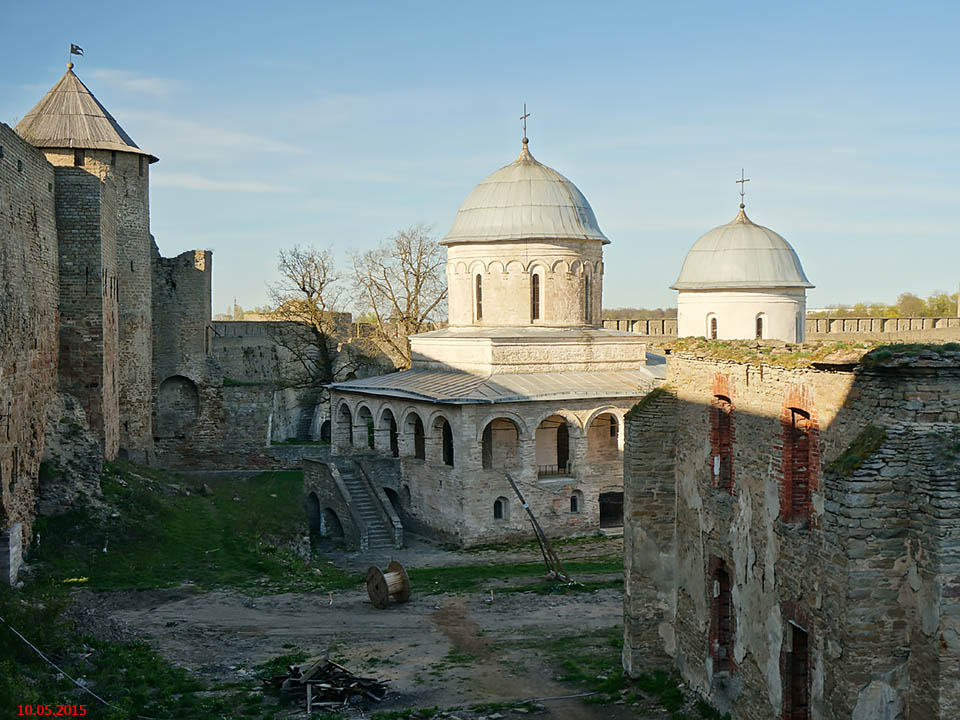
[474,411,529,442]
[530,407,583,435]
[468,260,487,275]
[404,411,426,460]
[157,375,199,438]
[480,417,521,470]
[336,402,353,447]
[455,261,468,275]
[379,407,399,457]
[319,419,331,443]
[570,259,582,276]
[535,413,576,476]
[432,414,454,467]
[488,260,505,275]
[356,404,374,448]
[505,260,524,274]
[305,492,322,536]
[551,258,570,275]
[586,410,621,460]
[321,507,345,538]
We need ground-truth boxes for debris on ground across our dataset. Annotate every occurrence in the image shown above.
[265,654,389,712]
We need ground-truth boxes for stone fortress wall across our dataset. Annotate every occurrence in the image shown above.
[0,124,59,578]
[623,349,960,719]
[604,315,960,342]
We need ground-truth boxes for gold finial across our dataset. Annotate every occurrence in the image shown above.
[67,61,74,70]
[520,103,530,145]
[736,168,750,209]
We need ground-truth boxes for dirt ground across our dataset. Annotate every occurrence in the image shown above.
[71,535,655,719]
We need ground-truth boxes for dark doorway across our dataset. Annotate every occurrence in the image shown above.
[713,563,733,673]
[441,420,454,466]
[557,422,569,471]
[785,624,810,720]
[320,420,331,443]
[383,487,402,516]
[599,491,624,528]
[413,416,425,460]
[389,417,399,457]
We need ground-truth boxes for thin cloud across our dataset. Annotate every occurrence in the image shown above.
[120,111,299,154]
[89,69,176,96]
[152,172,298,193]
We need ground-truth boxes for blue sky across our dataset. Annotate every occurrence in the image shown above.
[3,1,959,314]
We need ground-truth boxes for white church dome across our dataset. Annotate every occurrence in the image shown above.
[671,207,813,290]
[442,140,609,245]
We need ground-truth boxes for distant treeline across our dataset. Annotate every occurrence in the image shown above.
[602,307,678,320]
[810,291,958,318]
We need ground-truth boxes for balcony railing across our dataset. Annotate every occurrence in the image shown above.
[538,463,573,478]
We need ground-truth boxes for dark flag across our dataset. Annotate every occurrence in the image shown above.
[70,44,83,56]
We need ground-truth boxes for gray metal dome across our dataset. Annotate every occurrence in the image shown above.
[442,141,608,245]
[671,208,813,290]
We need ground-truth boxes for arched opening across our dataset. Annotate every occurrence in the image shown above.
[383,487,402,516]
[710,396,734,490]
[357,405,374,449]
[380,409,399,457]
[321,507,345,539]
[599,491,624,528]
[583,270,591,323]
[493,496,509,521]
[536,414,573,477]
[157,375,199,438]
[475,274,483,321]
[319,419,331,443]
[337,404,353,446]
[481,418,520,470]
[756,314,765,339]
[586,412,619,460]
[305,492,322,536]
[405,412,425,460]
[709,315,718,340]
[570,489,583,513]
[782,407,813,526]
[531,272,541,321]
[711,559,734,675]
[434,417,454,467]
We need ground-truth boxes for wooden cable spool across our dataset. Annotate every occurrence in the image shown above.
[366,560,411,609]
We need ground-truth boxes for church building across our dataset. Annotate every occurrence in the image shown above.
[673,194,813,343]
[317,136,662,547]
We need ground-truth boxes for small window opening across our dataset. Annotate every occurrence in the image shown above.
[584,271,591,322]
[570,494,579,513]
[493,498,504,520]
[0,146,4,159]
[711,395,734,490]
[785,624,810,720]
[475,274,483,321]
[756,315,764,339]
[710,316,718,339]
[17,159,23,172]
[110,150,117,166]
[531,273,540,321]
[74,149,84,167]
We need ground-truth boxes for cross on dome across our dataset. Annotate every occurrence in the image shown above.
[520,104,530,145]
[736,168,750,209]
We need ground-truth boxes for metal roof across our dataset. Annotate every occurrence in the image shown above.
[671,207,813,290]
[442,140,608,245]
[330,367,660,404]
[15,66,158,162]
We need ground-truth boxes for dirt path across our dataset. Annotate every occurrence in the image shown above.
[85,584,640,718]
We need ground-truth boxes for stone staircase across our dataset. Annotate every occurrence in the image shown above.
[336,461,396,549]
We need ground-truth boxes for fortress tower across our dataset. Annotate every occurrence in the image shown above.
[15,63,158,461]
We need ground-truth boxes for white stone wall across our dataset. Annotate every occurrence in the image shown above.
[677,288,807,342]
[329,389,655,545]
[446,240,604,327]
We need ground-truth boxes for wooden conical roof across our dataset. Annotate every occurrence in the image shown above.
[15,65,157,162]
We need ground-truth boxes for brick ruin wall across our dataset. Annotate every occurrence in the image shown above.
[623,352,960,719]
[0,125,59,552]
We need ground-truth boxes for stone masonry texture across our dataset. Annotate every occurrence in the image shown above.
[623,348,960,719]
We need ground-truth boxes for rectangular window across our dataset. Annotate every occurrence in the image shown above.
[531,273,540,320]
[710,396,734,490]
[110,150,117,165]
[73,149,84,167]
[475,275,483,321]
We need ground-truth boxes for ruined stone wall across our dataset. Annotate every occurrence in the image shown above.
[53,166,120,459]
[623,352,960,719]
[0,124,59,550]
[152,248,212,386]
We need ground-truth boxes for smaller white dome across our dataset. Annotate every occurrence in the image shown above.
[443,141,608,245]
[671,208,813,290]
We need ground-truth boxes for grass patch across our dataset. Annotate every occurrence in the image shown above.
[30,461,362,593]
[408,559,621,595]
[826,425,887,477]
[625,385,671,421]
[497,578,623,595]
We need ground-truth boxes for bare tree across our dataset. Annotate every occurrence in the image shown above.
[268,246,368,388]
[352,224,448,368]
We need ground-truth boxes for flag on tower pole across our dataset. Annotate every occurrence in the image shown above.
[70,44,83,56]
